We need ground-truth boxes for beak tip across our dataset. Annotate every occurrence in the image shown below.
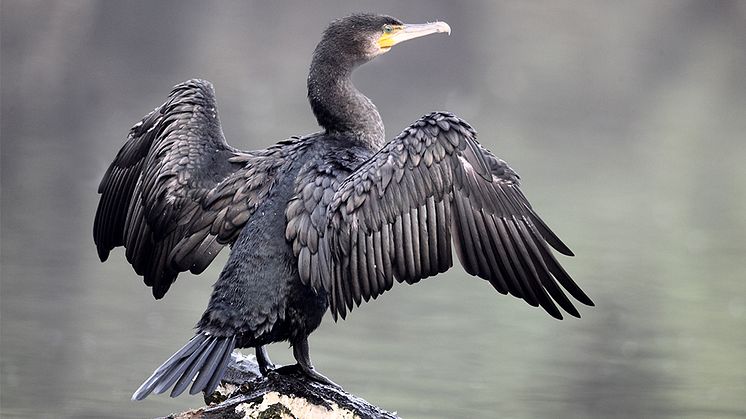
[437,21,452,35]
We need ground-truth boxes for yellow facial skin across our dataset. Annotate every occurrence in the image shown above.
[377,25,406,50]
[376,21,451,52]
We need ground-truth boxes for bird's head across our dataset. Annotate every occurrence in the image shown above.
[317,13,451,67]
[308,13,451,143]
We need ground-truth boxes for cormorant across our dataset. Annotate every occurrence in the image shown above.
[93,13,593,401]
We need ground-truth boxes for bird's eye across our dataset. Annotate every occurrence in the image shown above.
[383,24,393,34]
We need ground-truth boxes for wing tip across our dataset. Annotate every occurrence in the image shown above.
[556,244,575,257]
[96,246,111,262]
[578,294,595,307]
[556,296,593,320]
[151,285,168,300]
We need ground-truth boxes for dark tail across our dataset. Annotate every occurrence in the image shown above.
[132,333,236,400]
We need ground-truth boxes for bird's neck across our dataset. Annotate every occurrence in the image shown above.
[307,53,385,148]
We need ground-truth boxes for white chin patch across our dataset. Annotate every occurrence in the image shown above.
[366,40,389,57]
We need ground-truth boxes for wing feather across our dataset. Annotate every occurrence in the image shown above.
[319,112,592,319]
[94,79,287,298]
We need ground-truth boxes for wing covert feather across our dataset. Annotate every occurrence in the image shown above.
[286,149,364,294]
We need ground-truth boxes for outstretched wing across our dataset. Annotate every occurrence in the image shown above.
[316,112,593,320]
[94,79,285,298]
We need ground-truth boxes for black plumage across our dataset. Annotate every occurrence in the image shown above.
[93,13,593,401]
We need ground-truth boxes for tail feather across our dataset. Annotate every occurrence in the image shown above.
[191,335,235,395]
[170,338,218,397]
[204,336,236,396]
[132,334,208,400]
[152,337,214,395]
[132,334,235,401]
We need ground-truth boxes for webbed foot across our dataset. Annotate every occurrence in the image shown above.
[292,337,340,388]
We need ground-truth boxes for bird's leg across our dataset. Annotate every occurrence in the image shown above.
[256,346,277,375]
[292,337,339,387]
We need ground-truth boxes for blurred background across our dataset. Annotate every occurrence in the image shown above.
[2,1,745,418]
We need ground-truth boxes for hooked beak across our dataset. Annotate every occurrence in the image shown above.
[377,21,451,51]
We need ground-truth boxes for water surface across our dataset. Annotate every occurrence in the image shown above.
[2,2,745,418]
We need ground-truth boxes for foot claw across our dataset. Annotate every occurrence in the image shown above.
[271,364,340,388]
[259,362,278,376]
[300,365,340,388]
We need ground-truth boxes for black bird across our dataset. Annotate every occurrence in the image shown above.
[94,13,593,401]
